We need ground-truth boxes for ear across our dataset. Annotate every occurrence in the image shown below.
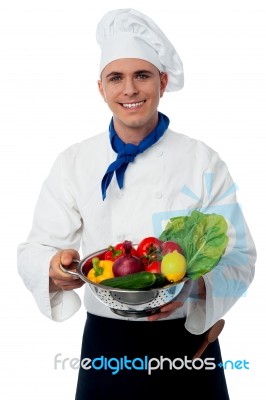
[97,80,106,101]
[160,73,168,97]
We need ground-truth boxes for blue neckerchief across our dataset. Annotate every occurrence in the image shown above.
[101,112,170,200]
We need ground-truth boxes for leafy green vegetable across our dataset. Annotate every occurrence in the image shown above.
[159,210,229,279]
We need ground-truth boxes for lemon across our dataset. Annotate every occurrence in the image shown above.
[161,250,187,282]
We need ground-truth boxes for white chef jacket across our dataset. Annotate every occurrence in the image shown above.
[17,127,256,334]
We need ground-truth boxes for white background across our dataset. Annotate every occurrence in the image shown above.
[0,0,265,398]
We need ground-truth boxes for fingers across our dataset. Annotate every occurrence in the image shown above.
[147,280,195,322]
[49,249,84,291]
[147,301,184,321]
[160,301,184,313]
[60,249,80,267]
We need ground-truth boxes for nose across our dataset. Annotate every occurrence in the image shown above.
[123,78,139,96]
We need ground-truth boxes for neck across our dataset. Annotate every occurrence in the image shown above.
[112,113,159,145]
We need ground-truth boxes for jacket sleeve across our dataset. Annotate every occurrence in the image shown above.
[184,151,256,334]
[17,152,82,321]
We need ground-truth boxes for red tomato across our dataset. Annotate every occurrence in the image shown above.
[137,237,162,256]
[104,242,138,261]
[161,240,183,255]
[137,236,162,266]
[145,260,161,273]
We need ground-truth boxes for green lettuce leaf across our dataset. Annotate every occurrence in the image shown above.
[159,210,229,279]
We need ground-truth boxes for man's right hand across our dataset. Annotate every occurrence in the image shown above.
[49,249,85,292]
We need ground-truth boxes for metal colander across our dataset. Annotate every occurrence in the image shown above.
[60,248,187,318]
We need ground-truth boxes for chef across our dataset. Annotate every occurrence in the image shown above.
[17,8,256,399]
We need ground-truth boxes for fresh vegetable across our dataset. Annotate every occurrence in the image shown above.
[145,260,162,273]
[161,240,183,255]
[104,242,138,261]
[112,240,144,277]
[104,245,123,261]
[159,210,229,279]
[152,273,167,287]
[161,250,187,282]
[101,271,159,290]
[136,236,162,267]
[87,257,114,283]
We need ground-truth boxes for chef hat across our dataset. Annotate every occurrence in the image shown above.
[96,8,184,92]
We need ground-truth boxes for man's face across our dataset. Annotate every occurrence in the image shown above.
[98,58,168,142]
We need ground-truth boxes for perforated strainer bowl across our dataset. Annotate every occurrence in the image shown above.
[60,248,188,318]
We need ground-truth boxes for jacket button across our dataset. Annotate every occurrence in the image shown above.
[156,150,163,157]
[154,191,162,199]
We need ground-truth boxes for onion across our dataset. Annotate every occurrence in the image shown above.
[112,240,144,277]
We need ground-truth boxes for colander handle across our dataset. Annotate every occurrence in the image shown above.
[59,258,80,279]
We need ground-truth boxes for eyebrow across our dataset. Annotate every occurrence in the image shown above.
[105,69,154,78]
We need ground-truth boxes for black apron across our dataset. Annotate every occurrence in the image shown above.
[75,313,230,400]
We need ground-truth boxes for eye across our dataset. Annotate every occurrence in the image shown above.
[136,73,149,80]
[109,75,122,82]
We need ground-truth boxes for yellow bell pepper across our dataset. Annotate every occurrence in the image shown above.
[87,257,114,283]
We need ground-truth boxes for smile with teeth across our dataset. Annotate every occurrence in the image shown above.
[122,101,145,108]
